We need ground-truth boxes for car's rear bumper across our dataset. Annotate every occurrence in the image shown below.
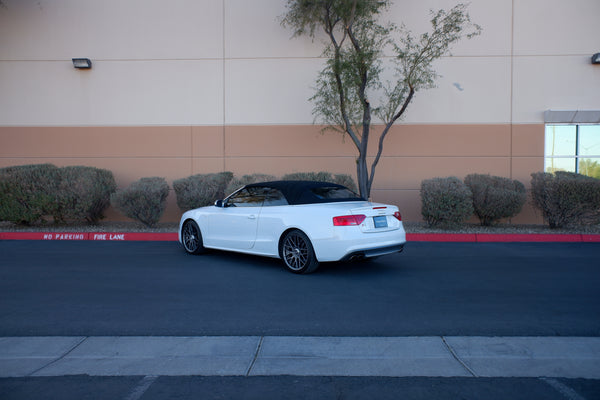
[340,243,405,261]
[312,225,406,262]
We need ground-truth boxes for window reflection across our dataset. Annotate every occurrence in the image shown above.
[544,124,600,178]
[227,188,263,207]
[579,159,600,178]
[579,125,600,156]
[226,187,288,207]
[545,125,576,157]
[311,187,360,199]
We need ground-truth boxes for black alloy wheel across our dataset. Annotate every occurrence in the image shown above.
[181,220,205,255]
[281,230,319,274]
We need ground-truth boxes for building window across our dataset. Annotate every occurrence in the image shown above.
[545,124,600,178]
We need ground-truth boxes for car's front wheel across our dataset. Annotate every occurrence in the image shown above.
[280,230,319,274]
[181,220,205,255]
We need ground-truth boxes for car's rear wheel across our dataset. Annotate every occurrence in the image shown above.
[181,220,205,255]
[280,230,319,274]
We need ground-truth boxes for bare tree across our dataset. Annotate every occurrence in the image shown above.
[282,0,481,199]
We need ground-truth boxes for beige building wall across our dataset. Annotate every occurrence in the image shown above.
[1,0,598,223]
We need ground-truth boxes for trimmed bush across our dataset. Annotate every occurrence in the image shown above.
[0,164,61,224]
[173,172,234,210]
[225,173,277,195]
[421,177,474,227]
[54,166,117,224]
[282,171,358,192]
[531,171,600,228]
[464,174,526,226]
[111,177,170,227]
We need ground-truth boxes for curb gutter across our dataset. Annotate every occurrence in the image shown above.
[1,232,600,242]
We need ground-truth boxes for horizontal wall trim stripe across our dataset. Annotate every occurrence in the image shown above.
[0,123,545,223]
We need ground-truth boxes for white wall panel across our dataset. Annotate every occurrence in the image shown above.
[389,0,512,57]
[400,56,512,124]
[225,58,322,125]
[0,0,223,60]
[0,0,598,127]
[512,56,600,123]
[225,0,323,59]
[514,0,600,56]
[0,60,223,125]
[225,0,512,59]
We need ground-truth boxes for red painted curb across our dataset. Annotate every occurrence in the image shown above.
[406,233,600,243]
[0,232,88,241]
[88,232,178,241]
[406,233,477,242]
[582,234,600,243]
[0,232,178,241]
[475,234,583,242]
[1,232,600,243]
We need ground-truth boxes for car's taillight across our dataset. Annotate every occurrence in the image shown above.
[393,211,402,221]
[333,214,366,226]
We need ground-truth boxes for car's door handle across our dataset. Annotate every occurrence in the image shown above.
[248,215,257,219]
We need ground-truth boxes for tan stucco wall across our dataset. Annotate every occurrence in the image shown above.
[1,0,596,225]
[0,123,545,223]
[2,0,598,127]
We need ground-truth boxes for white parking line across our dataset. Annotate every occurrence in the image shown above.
[541,378,588,400]
[123,375,158,400]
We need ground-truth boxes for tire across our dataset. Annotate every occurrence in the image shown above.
[181,220,205,255]
[280,230,319,274]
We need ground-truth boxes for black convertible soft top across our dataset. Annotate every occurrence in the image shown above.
[244,180,365,205]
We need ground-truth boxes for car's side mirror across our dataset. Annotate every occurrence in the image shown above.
[214,199,224,208]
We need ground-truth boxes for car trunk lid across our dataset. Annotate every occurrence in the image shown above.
[349,204,401,233]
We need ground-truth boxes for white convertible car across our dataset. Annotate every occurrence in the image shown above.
[179,180,406,274]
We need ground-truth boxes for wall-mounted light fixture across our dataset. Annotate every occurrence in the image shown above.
[72,58,92,69]
[592,53,600,65]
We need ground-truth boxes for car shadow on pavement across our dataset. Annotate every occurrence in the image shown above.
[182,247,402,277]
[318,257,403,276]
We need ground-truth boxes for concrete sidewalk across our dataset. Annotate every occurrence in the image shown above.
[1,336,599,378]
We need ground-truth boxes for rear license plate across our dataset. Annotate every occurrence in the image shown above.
[373,216,388,228]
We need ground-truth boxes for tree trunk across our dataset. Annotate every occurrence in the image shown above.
[356,154,369,200]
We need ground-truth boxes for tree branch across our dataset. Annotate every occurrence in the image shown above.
[368,86,414,192]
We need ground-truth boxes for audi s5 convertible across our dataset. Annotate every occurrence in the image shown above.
[179,180,406,274]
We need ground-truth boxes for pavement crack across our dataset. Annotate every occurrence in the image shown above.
[441,336,478,377]
[246,336,264,377]
[26,336,88,377]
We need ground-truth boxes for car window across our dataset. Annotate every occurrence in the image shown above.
[310,186,360,200]
[227,187,289,207]
[262,188,288,206]
[227,188,264,207]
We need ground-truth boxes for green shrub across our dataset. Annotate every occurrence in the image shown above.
[464,174,526,226]
[225,173,277,195]
[54,166,117,224]
[282,171,358,192]
[111,177,170,227]
[531,171,600,228]
[421,177,474,227]
[173,171,234,210]
[0,164,61,224]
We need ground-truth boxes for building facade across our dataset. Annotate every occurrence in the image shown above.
[1,0,599,222]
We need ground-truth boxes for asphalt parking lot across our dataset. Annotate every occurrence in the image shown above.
[1,240,599,399]
[1,241,599,337]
